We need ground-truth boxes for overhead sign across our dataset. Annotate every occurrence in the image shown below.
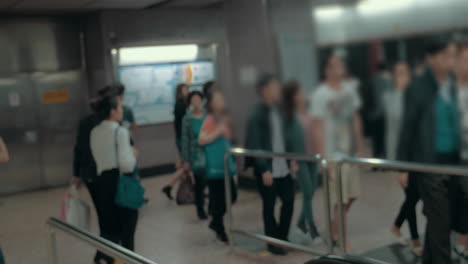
[41,89,69,104]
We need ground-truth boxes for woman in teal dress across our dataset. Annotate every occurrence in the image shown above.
[181,91,208,220]
[283,81,321,242]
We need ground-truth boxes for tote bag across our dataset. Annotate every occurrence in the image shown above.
[60,185,91,230]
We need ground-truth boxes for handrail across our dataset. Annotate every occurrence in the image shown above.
[46,217,158,264]
[224,148,332,256]
[338,156,468,177]
[229,147,322,161]
[332,156,468,255]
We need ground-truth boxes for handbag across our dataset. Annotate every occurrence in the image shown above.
[176,172,195,205]
[114,127,146,209]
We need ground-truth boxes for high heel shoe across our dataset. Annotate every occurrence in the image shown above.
[162,186,173,200]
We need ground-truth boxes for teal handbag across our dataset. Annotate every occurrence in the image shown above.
[205,137,236,179]
[114,128,145,209]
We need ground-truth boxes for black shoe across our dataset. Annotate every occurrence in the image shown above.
[197,209,208,220]
[162,186,173,200]
[216,230,229,243]
[209,221,218,233]
[267,245,287,256]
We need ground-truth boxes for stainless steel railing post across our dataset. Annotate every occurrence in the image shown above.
[335,161,346,254]
[48,227,58,264]
[224,152,233,247]
[321,158,334,254]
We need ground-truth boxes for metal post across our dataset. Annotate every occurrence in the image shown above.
[321,159,334,254]
[224,152,233,247]
[48,228,58,264]
[335,161,346,254]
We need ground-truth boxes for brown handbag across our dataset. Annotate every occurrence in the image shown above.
[176,172,195,205]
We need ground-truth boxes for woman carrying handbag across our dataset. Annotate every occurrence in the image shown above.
[90,94,143,264]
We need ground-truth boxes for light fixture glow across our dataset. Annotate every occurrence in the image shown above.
[313,5,345,21]
[357,0,412,16]
[119,44,199,65]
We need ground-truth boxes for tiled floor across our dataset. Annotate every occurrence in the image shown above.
[0,170,426,264]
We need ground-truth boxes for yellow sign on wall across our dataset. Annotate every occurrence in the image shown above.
[41,89,69,104]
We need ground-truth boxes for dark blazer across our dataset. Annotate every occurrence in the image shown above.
[73,114,100,181]
[245,103,291,175]
[397,67,458,163]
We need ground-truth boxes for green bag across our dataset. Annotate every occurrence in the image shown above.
[113,128,145,209]
[115,172,145,209]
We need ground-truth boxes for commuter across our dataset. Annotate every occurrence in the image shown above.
[310,54,366,250]
[115,84,137,133]
[198,90,237,243]
[181,91,208,220]
[90,95,139,264]
[0,136,7,263]
[282,81,321,243]
[162,83,190,200]
[385,62,422,256]
[452,42,468,258]
[370,62,392,158]
[203,80,216,97]
[72,97,101,228]
[397,37,459,264]
[245,74,298,255]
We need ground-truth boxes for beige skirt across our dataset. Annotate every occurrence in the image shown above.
[329,162,361,205]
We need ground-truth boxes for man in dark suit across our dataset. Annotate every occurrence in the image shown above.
[72,98,101,219]
[245,74,298,256]
[398,37,459,263]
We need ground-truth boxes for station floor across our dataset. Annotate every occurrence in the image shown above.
[0,170,427,264]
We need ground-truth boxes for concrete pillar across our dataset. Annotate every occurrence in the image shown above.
[269,0,319,92]
[223,0,278,144]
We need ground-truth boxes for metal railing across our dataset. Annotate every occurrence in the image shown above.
[223,148,332,256]
[332,157,468,254]
[46,217,157,264]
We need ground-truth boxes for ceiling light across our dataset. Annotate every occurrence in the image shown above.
[119,44,199,65]
[313,5,345,21]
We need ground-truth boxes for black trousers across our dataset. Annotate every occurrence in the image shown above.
[207,178,237,232]
[450,175,468,234]
[193,170,207,213]
[371,117,386,158]
[394,173,420,240]
[93,169,139,264]
[256,174,295,241]
[420,153,458,264]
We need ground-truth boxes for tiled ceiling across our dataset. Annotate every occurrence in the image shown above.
[0,0,223,10]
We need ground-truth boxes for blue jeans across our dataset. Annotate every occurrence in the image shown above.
[296,162,318,229]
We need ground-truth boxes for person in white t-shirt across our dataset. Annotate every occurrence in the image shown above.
[310,54,366,250]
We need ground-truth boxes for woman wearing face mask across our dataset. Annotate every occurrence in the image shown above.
[181,91,208,219]
[90,95,138,264]
[199,90,237,243]
[385,62,422,256]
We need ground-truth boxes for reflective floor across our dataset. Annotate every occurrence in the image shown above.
[0,170,427,264]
